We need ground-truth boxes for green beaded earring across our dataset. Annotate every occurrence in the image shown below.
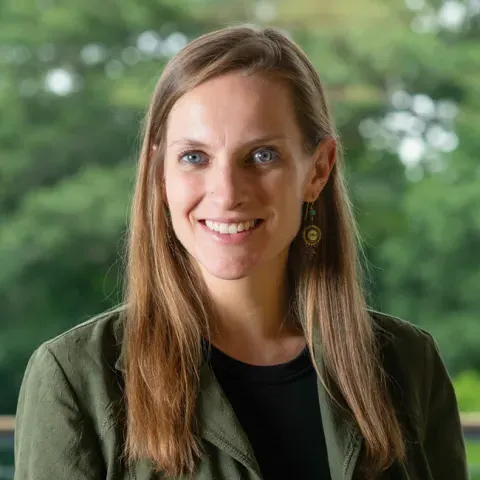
[302,201,321,256]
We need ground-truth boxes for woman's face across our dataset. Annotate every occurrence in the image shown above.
[162,72,333,281]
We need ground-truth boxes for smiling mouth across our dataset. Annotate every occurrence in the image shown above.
[199,219,264,235]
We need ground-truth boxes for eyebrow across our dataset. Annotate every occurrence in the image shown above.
[167,134,288,150]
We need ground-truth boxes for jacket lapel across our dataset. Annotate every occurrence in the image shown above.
[114,313,363,480]
[196,339,364,480]
[114,314,262,478]
[312,332,364,480]
[196,361,263,479]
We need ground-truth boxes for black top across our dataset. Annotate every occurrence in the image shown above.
[203,341,332,480]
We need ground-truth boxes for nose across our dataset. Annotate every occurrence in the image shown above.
[205,161,249,210]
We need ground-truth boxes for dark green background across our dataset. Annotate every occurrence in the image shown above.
[1,0,479,476]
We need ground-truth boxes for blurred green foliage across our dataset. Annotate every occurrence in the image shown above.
[455,372,480,412]
[0,0,479,420]
[467,441,480,480]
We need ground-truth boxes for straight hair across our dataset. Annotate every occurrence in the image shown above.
[123,25,405,477]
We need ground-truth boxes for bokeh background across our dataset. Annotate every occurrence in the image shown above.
[1,0,479,477]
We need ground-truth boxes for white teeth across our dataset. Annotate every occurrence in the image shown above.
[204,219,258,234]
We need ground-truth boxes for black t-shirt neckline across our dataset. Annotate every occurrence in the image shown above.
[202,339,313,384]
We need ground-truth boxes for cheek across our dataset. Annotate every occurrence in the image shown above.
[273,171,303,208]
[279,176,305,228]
[165,171,201,212]
[283,195,303,231]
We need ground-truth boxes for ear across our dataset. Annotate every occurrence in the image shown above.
[304,136,336,202]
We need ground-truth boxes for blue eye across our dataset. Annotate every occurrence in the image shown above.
[180,151,206,164]
[252,148,279,164]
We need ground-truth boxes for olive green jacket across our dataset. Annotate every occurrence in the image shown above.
[14,310,468,479]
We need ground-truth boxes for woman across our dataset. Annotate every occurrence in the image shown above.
[14,26,467,479]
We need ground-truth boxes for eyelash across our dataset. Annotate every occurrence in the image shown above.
[177,146,280,166]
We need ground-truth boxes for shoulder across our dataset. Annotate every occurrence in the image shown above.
[367,309,466,473]
[21,307,126,423]
[368,308,441,384]
[39,305,125,372]
[15,309,127,474]
[368,308,435,350]
[367,309,449,421]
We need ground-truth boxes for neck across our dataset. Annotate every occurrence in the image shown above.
[201,255,305,365]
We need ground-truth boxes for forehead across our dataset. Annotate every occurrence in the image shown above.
[166,73,302,145]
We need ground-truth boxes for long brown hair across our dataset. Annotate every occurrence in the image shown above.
[123,25,405,477]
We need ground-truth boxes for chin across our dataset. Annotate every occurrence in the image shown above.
[197,255,260,281]
[207,270,250,281]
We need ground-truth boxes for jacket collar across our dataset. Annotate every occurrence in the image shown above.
[113,313,363,479]
[311,329,363,480]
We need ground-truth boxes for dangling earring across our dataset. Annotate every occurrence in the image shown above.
[302,201,321,258]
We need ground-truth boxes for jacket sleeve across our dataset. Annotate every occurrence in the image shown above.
[423,333,469,479]
[14,344,105,480]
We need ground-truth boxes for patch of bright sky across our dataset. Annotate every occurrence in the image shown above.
[399,137,426,166]
[45,69,74,96]
[136,31,160,55]
[426,125,459,151]
[359,89,459,173]
[136,31,188,58]
[412,94,436,118]
[468,0,480,14]
[81,44,107,66]
[411,11,439,33]
[105,60,124,79]
[436,100,458,120]
[121,46,141,66]
[405,164,425,182]
[405,0,426,11]
[254,0,277,22]
[391,90,411,109]
[43,28,189,96]
[438,1,467,30]
[407,0,472,33]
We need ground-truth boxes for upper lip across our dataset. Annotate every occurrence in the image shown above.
[200,218,262,223]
